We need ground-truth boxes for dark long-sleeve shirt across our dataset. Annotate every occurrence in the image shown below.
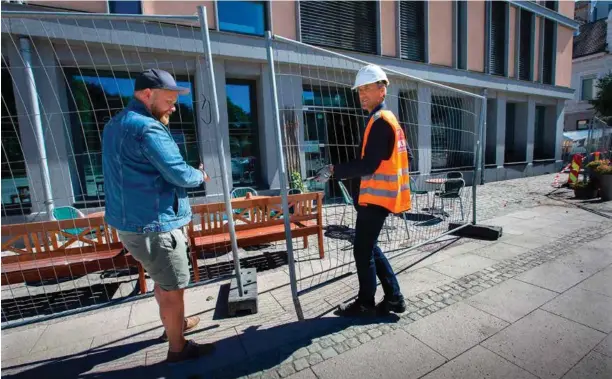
[334,102,414,205]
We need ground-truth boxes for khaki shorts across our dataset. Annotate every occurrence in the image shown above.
[119,228,190,291]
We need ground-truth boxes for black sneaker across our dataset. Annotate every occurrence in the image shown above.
[376,296,407,315]
[166,340,216,364]
[335,300,377,318]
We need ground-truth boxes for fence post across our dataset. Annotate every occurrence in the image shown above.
[19,37,54,219]
[265,31,304,321]
[473,90,487,225]
[197,6,244,296]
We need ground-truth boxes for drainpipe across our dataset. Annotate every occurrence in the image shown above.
[19,37,54,219]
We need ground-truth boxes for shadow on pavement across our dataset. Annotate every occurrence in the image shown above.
[2,311,400,379]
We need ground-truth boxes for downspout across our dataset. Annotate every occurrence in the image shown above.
[19,37,54,219]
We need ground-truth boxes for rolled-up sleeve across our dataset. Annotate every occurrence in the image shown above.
[141,123,204,188]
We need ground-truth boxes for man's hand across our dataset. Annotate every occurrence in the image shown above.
[314,165,334,183]
[198,163,210,182]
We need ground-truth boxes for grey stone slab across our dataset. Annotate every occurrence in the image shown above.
[542,287,612,333]
[594,333,612,358]
[515,260,594,292]
[405,302,509,359]
[578,270,612,298]
[421,345,538,379]
[32,306,131,352]
[471,242,530,261]
[482,309,605,379]
[427,254,499,279]
[466,278,558,323]
[1,325,47,361]
[311,330,446,379]
[556,246,612,274]
[286,368,318,379]
[561,351,612,379]
[396,268,455,298]
[1,337,94,378]
[503,233,557,250]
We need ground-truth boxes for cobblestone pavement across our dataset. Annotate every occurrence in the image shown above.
[2,174,611,379]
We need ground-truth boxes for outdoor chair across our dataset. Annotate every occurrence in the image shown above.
[432,178,465,220]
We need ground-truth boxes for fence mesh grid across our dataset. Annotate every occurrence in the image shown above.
[1,11,484,327]
[268,35,484,308]
[0,11,250,326]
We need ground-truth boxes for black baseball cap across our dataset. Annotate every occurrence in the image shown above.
[134,68,190,95]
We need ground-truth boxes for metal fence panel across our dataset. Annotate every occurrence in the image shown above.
[266,34,485,319]
[0,8,245,328]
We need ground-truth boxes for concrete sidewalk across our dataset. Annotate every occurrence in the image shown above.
[2,180,612,378]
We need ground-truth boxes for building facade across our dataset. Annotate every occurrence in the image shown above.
[564,10,612,132]
[1,0,578,222]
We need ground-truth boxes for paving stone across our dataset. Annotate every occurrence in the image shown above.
[482,309,605,379]
[561,351,612,379]
[333,342,349,354]
[330,334,346,344]
[320,347,338,360]
[542,287,612,333]
[293,358,309,372]
[357,333,372,344]
[307,343,322,354]
[346,338,360,349]
[307,353,323,366]
[278,364,296,378]
[293,348,309,359]
[367,329,383,339]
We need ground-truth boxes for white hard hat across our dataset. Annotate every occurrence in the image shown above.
[352,64,389,90]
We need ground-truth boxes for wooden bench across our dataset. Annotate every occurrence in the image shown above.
[1,216,147,293]
[187,192,325,282]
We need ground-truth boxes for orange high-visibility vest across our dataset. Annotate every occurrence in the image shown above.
[358,110,411,213]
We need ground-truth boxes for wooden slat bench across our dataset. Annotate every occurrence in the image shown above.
[187,192,325,282]
[1,216,147,293]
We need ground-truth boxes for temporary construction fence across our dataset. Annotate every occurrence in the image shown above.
[0,7,249,328]
[1,7,485,328]
[266,34,485,319]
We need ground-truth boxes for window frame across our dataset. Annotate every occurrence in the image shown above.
[580,76,596,101]
[216,1,269,37]
[108,0,142,15]
[63,68,199,203]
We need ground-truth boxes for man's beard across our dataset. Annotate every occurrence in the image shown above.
[151,105,170,125]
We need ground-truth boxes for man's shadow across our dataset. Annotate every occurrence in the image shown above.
[2,308,400,379]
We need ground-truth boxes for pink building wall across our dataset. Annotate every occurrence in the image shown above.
[271,0,297,40]
[508,6,517,77]
[142,1,215,28]
[534,17,541,82]
[380,0,397,57]
[428,1,453,67]
[467,0,486,72]
[557,1,575,18]
[28,1,108,13]
[556,25,573,87]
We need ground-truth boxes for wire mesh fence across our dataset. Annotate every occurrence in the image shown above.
[266,34,485,318]
[0,9,251,327]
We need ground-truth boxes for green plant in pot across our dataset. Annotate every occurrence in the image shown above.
[571,180,598,200]
[593,159,612,201]
[289,171,307,193]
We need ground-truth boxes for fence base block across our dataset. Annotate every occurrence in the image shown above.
[448,223,503,241]
[227,268,258,317]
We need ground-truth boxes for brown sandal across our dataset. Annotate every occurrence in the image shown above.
[159,315,200,342]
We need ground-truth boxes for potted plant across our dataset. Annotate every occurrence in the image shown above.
[571,181,598,200]
[593,160,612,201]
[289,171,307,193]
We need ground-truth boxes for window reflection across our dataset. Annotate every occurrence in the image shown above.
[218,1,266,36]
[226,80,260,187]
[1,61,31,216]
[66,71,198,201]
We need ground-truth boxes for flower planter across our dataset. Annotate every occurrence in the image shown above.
[573,186,598,200]
[599,174,612,201]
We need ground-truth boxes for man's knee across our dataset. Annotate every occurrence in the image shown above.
[156,286,184,306]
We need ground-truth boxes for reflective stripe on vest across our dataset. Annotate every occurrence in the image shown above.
[358,109,411,213]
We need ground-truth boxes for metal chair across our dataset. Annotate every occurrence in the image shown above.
[446,171,463,179]
[52,206,87,236]
[337,181,391,242]
[432,178,465,220]
[409,176,430,213]
[230,187,257,199]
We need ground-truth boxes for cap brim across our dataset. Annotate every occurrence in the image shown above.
[164,85,190,95]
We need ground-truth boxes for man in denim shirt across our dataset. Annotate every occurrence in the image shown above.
[102,69,212,363]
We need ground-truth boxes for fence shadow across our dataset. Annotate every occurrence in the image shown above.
[2,313,400,379]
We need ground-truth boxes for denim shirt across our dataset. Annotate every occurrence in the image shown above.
[102,99,204,233]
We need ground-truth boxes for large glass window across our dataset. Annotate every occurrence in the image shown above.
[226,80,261,187]
[431,96,467,170]
[302,86,363,198]
[108,1,142,14]
[66,70,198,201]
[218,1,266,36]
[581,77,595,101]
[1,60,31,216]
